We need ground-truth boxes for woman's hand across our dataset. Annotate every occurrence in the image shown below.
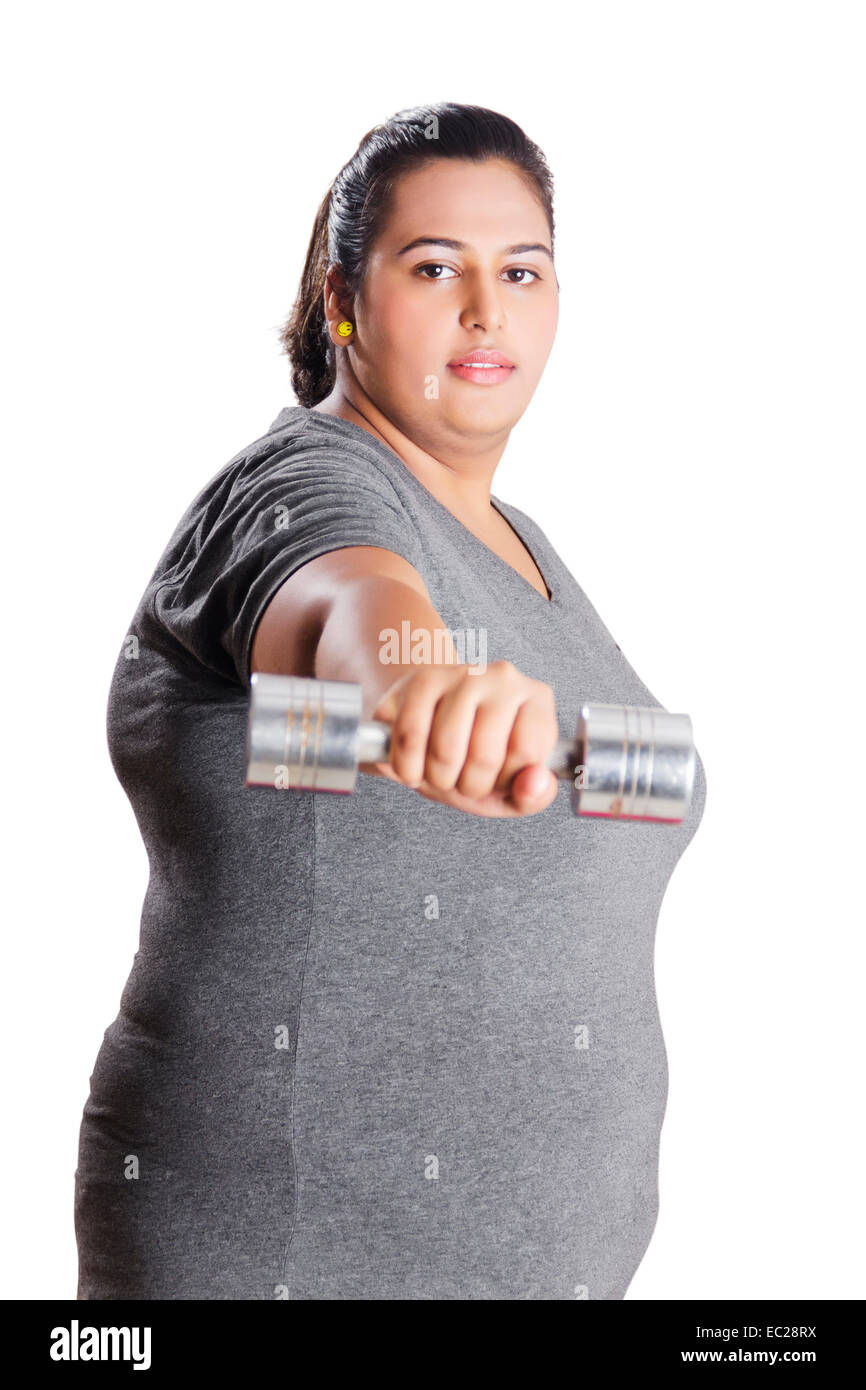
[358,660,560,818]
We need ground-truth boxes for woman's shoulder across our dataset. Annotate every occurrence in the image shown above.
[238,404,408,496]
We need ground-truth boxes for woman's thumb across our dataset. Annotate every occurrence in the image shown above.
[507,762,557,810]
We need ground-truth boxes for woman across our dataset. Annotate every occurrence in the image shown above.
[74,102,706,1300]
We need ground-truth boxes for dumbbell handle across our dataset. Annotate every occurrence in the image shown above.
[356,718,579,781]
[245,673,696,823]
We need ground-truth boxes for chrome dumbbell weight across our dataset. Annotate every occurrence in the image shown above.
[245,672,696,823]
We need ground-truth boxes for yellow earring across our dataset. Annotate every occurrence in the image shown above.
[336,320,354,338]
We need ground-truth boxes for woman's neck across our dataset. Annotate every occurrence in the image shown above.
[311,381,507,528]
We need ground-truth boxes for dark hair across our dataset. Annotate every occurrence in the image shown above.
[279,102,556,408]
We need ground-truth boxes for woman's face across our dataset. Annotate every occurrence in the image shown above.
[342,157,559,456]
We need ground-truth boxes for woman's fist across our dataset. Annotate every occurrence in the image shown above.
[359,660,560,818]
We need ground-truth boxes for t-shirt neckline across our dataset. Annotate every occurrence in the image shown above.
[291,406,559,608]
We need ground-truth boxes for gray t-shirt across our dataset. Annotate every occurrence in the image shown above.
[74,404,707,1300]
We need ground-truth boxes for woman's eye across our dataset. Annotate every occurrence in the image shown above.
[504,267,540,284]
[415,263,458,280]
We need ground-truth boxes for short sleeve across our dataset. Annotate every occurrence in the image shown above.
[151,446,425,689]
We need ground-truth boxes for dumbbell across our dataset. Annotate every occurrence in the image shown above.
[245,673,695,823]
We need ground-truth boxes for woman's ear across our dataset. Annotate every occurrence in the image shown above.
[323,264,353,343]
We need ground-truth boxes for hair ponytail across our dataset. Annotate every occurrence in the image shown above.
[280,188,335,410]
[279,103,556,409]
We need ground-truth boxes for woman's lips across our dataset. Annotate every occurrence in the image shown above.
[447,362,515,385]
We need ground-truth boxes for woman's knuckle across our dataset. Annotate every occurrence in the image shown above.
[468,745,500,772]
[393,724,425,756]
[509,734,539,764]
[426,734,455,767]
[525,677,550,703]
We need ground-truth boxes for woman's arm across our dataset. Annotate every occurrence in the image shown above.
[249,545,458,717]
[249,545,558,817]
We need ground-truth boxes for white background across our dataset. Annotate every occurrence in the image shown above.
[2,0,863,1300]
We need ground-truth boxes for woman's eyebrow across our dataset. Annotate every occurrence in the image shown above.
[396,236,553,261]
